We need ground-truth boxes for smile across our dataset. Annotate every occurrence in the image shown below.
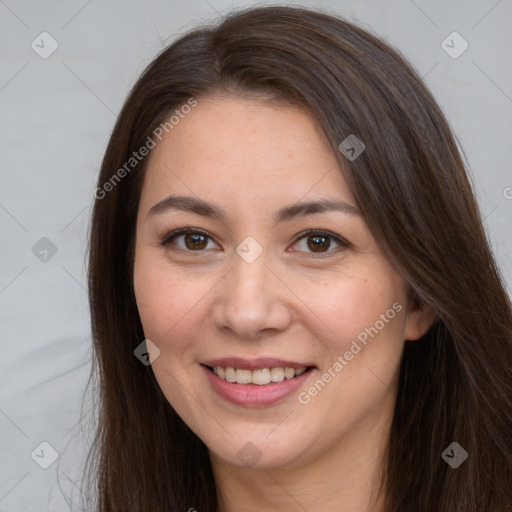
[201,364,316,407]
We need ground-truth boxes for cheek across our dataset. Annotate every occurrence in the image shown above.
[294,265,408,393]
[296,273,406,426]
[133,250,213,346]
[298,270,402,342]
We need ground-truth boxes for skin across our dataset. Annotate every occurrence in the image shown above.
[133,95,437,512]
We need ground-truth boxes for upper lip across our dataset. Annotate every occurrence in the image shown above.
[202,357,315,371]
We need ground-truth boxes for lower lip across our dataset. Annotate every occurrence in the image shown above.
[202,365,315,407]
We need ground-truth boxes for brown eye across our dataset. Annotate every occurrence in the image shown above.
[307,234,331,252]
[161,228,218,251]
[292,230,346,255]
[184,233,208,250]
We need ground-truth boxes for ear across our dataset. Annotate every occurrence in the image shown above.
[404,293,438,341]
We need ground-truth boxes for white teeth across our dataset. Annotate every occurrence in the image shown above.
[212,366,308,385]
[225,367,236,383]
[235,369,252,384]
[252,368,271,385]
[270,367,284,382]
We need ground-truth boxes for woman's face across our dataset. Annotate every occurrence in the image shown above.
[133,95,435,470]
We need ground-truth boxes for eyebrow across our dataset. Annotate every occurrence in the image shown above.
[146,195,361,222]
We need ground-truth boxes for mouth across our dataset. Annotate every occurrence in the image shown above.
[200,360,317,407]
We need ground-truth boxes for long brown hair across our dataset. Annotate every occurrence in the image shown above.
[85,5,512,511]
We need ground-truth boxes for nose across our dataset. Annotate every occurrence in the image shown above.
[211,252,293,340]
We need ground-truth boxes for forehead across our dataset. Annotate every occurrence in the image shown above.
[140,95,355,210]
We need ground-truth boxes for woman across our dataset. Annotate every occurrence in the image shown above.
[85,5,512,511]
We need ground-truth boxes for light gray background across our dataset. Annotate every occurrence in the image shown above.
[1,0,511,510]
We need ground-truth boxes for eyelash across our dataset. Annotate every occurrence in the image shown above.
[159,227,350,257]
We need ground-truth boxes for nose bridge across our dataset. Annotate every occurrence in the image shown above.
[231,249,268,299]
[228,234,270,301]
[227,249,272,315]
